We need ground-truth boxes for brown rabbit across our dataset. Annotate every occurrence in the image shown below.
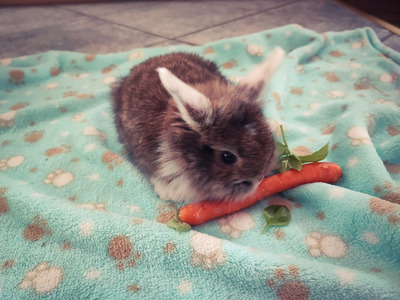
[112,48,285,202]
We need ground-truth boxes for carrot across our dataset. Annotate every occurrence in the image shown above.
[178,162,342,225]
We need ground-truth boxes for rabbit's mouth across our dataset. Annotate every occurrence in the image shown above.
[228,179,260,200]
[233,180,254,192]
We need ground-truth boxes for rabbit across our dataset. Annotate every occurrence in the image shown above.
[112,47,285,203]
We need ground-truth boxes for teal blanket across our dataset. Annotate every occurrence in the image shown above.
[1,25,399,299]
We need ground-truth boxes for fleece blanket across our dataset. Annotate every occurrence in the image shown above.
[1,24,399,300]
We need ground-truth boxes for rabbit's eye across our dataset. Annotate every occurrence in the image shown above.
[221,151,237,165]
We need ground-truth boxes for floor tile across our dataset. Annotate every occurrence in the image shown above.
[1,18,164,58]
[1,0,397,59]
[179,0,392,45]
[97,0,299,39]
[57,1,161,17]
[0,6,85,35]
[382,34,400,52]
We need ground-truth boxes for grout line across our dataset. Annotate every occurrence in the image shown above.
[380,33,393,43]
[55,5,179,45]
[57,0,303,43]
[145,39,199,48]
[173,0,303,40]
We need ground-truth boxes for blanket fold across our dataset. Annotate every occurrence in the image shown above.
[1,24,399,299]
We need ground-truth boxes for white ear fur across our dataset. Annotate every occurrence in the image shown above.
[157,67,212,129]
[239,47,285,100]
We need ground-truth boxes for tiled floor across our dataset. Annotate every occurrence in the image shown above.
[0,0,399,59]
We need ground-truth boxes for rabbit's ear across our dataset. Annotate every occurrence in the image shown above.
[157,67,212,130]
[238,47,285,102]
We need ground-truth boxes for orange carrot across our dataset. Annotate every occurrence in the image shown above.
[179,162,342,225]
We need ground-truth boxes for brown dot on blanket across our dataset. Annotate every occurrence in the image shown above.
[324,72,340,82]
[24,131,44,143]
[275,230,285,240]
[108,236,142,270]
[23,216,51,242]
[102,151,122,171]
[50,65,62,77]
[221,59,237,69]
[387,125,400,136]
[2,259,14,269]
[24,224,45,242]
[8,70,25,85]
[61,243,71,251]
[85,54,96,62]
[108,236,132,260]
[321,124,335,135]
[316,212,326,220]
[277,280,309,300]
[267,266,309,300]
[387,215,399,224]
[45,145,71,157]
[164,242,176,254]
[329,50,346,57]
[0,196,9,214]
[10,102,29,111]
[290,87,303,95]
[127,283,141,293]
[275,268,285,281]
[382,192,400,205]
[203,46,215,55]
[370,267,383,273]
[369,197,399,214]
[102,65,116,74]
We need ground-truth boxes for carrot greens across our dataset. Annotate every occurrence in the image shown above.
[167,209,191,232]
[277,125,329,173]
[261,205,291,234]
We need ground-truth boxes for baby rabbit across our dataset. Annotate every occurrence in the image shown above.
[112,47,285,203]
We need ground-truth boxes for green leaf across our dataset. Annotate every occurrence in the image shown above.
[275,126,330,172]
[167,218,191,232]
[167,208,191,232]
[298,143,329,163]
[288,155,303,171]
[261,205,291,234]
[279,158,288,173]
[275,141,287,157]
